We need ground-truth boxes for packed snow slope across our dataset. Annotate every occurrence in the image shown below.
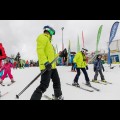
[0,64,120,100]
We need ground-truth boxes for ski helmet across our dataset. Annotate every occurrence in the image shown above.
[43,26,55,36]
[81,48,88,53]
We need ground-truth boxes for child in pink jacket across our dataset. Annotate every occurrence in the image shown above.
[0,58,15,84]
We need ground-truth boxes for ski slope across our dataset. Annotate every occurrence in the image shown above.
[0,64,120,100]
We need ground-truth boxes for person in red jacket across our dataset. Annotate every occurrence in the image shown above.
[0,58,15,85]
[13,61,18,69]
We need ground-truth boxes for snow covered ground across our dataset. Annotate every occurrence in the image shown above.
[0,64,120,100]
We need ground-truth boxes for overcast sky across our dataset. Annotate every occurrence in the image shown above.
[0,20,120,61]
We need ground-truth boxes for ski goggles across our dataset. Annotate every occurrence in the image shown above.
[48,29,55,36]
[44,26,55,36]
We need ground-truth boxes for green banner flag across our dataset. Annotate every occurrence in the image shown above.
[96,25,103,55]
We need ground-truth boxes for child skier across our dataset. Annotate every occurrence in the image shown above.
[0,58,15,85]
[92,54,106,83]
[72,48,91,87]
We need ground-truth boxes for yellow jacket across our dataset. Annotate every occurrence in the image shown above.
[36,33,57,70]
[73,52,87,68]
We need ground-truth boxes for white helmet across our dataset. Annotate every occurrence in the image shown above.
[81,48,88,53]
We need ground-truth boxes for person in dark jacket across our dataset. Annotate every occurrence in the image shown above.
[71,55,76,72]
[92,54,106,83]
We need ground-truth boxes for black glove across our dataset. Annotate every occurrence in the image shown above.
[86,66,88,70]
[94,67,96,72]
[103,67,105,72]
[83,59,86,61]
[59,48,67,57]
[44,62,52,71]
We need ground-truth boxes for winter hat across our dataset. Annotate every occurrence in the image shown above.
[97,54,102,59]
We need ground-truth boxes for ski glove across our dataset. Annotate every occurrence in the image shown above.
[86,66,88,70]
[94,67,96,72]
[44,62,52,71]
[83,59,86,61]
[103,67,105,72]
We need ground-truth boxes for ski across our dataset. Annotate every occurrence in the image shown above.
[69,71,76,72]
[99,81,112,84]
[43,94,64,100]
[43,95,52,100]
[0,92,9,98]
[106,82,112,84]
[7,81,16,86]
[66,83,94,92]
[91,81,107,85]
[0,83,5,86]
[82,83,100,91]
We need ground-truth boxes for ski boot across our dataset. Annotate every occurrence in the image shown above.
[11,79,16,83]
[72,82,80,87]
[52,94,64,100]
[101,80,107,83]
[92,79,99,83]
[86,81,91,87]
[0,80,3,84]
[0,80,5,86]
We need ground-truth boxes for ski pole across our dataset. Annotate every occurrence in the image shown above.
[16,56,59,99]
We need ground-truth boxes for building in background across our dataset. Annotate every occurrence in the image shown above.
[107,39,120,63]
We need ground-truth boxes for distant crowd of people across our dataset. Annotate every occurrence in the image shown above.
[9,52,39,69]
[10,59,39,69]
